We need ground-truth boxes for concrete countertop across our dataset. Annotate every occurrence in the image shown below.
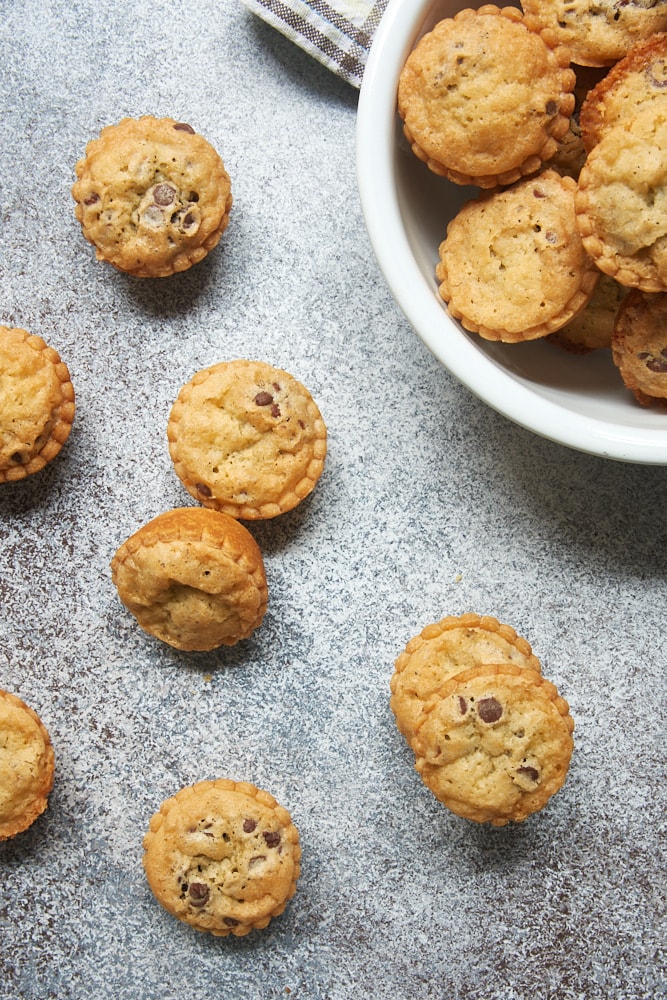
[0,2,665,998]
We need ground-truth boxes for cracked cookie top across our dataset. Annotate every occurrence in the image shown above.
[521,0,667,67]
[397,5,575,188]
[436,169,599,342]
[110,507,268,651]
[413,663,574,826]
[143,778,301,937]
[71,116,232,277]
[580,33,667,151]
[575,108,667,292]
[167,359,327,520]
[390,613,541,748]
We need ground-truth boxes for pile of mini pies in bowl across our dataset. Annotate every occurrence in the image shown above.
[357,0,667,463]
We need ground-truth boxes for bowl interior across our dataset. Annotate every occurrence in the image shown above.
[357,0,667,463]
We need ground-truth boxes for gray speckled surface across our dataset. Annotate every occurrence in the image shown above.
[1,2,666,998]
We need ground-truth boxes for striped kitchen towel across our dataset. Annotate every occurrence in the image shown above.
[241,0,389,88]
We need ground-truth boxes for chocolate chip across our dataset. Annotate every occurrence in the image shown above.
[10,451,24,464]
[533,188,546,198]
[545,100,558,116]
[458,696,467,714]
[272,383,281,392]
[248,855,266,869]
[196,482,212,497]
[223,917,240,926]
[254,391,273,406]
[270,403,281,418]
[188,883,209,907]
[173,122,195,133]
[84,193,100,205]
[646,357,667,373]
[545,231,558,244]
[182,212,196,228]
[243,818,257,833]
[153,183,176,206]
[517,765,540,783]
[263,830,281,848]
[477,697,503,723]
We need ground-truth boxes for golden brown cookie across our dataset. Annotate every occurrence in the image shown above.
[72,116,232,278]
[413,664,574,826]
[580,33,667,152]
[436,170,599,342]
[547,271,627,353]
[167,359,327,520]
[397,5,575,188]
[0,326,75,483]
[575,109,667,292]
[110,507,268,651]
[0,689,55,841]
[143,778,301,936]
[520,0,667,67]
[390,613,541,748]
[611,289,667,408]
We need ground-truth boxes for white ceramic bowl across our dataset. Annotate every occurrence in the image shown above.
[356,0,667,464]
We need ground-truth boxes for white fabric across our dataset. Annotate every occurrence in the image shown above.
[241,0,388,87]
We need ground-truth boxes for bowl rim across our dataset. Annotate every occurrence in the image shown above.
[356,0,667,465]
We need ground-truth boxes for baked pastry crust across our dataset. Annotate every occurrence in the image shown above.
[143,778,301,936]
[398,5,575,188]
[167,359,327,520]
[545,64,607,180]
[547,272,626,354]
[521,0,667,67]
[580,33,667,151]
[110,507,268,651]
[390,613,541,748]
[413,664,574,826]
[0,326,75,482]
[0,689,55,841]
[611,289,667,407]
[575,109,667,292]
[436,170,599,341]
[72,116,232,278]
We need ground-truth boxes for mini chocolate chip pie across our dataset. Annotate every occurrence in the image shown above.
[397,5,575,188]
[0,325,75,483]
[436,170,599,342]
[611,289,667,408]
[521,0,667,68]
[110,507,268,651]
[167,359,327,520]
[71,116,232,278]
[0,689,55,841]
[580,34,667,153]
[142,778,301,937]
[412,663,574,826]
[575,109,667,293]
[390,612,542,749]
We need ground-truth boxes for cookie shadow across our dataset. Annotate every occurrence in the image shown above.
[114,245,229,319]
[241,491,324,558]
